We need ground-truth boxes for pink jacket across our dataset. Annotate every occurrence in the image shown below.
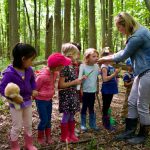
[35,67,58,101]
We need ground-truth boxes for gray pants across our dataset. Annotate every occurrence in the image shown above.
[128,72,150,125]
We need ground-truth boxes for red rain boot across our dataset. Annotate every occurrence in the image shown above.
[68,121,79,142]
[24,134,37,150]
[60,123,71,143]
[37,130,45,145]
[45,128,53,144]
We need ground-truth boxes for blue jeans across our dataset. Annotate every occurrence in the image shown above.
[36,100,52,130]
[81,92,95,115]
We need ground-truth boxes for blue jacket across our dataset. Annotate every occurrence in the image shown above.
[113,26,150,76]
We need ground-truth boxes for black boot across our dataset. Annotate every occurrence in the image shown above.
[127,124,149,144]
[115,118,138,141]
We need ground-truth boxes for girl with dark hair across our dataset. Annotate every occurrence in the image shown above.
[0,43,38,150]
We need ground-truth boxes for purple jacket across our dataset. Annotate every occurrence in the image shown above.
[0,65,36,108]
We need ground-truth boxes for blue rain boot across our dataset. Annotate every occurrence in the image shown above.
[89,113,100,131]
[81,114,88,132]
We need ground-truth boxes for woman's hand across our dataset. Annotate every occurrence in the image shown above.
[98,55,114,64]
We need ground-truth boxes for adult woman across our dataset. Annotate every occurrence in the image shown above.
[98,12,150,144]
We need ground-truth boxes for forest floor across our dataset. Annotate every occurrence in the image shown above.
[0,78,150,150]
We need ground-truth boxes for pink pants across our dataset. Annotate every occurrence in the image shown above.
[10,105,32,141]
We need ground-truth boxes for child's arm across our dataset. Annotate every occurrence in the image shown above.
[101,67,119,82]
[58,77,82,89]
[77,64,84,90]
[124,80,133,87]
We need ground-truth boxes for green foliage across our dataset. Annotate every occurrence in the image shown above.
[86,138,104,150]
[0,57,10,72]
[0,0,150,57]
[0,98,4,107]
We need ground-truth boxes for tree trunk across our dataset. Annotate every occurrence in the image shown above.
[108,0,113,50]
[23,0,32,44]
[72,0,76,41]
[88,0,96,48]
[23,3,27,43]
[45,0,53,59]
[75,0,80,43]
[45,16,53,59]
[144,0,150,12]
[37,0,41,55]
[54,0,62,52]
[8,0,19,59]
[34,0,38,52]
[82,0,88,51]
[100,0,106,48]
[63,0,71,43]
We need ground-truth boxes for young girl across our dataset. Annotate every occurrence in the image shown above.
[0,43,38,150]
[78,48,100,132]
[35,53,71,145]
[58,43,84,143]
[121,58,134,122]
[100,47,119,130]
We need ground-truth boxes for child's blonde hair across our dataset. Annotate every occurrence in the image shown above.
[84,48,99,64]
[61,43,79,60]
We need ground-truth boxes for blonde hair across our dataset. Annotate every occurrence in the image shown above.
[114,12,140,38]
[84,48,99,64]
[61,43,79,60]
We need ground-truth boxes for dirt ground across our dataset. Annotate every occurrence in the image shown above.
[0,78,150,150]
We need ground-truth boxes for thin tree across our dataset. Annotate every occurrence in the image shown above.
[63,0,71,42]
[100,0,106,48]
[75,0,80,43]
[45,0,53,59]
[54,0,62,52]
[144,0,150,12]
[8,0,19,59]
[34,0,38,52]
[107,0,113,49]
[82,0,88,51]
[23,0,32,44]
[88,0,96,48]
[37,0,41,54]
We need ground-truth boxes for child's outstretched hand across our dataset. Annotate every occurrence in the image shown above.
[32,90,38,97]
[115,68,121,75]
[81,75,88,80]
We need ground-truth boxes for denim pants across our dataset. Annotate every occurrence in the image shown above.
[81,92,95,115]
[36,100,52,130]
[128,72,150,125]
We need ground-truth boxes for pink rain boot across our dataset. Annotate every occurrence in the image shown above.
[68,121,79,142]
[24,134,37,150]
[10,140,20,150]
